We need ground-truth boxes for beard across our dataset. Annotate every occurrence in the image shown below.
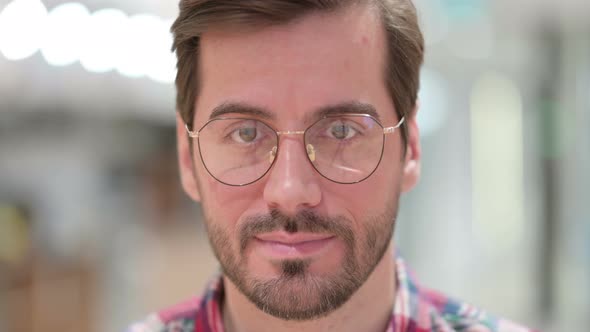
[204,207,397,321]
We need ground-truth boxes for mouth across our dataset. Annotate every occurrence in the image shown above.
[253,232,336,259]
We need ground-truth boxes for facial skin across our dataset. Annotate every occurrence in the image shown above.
[176,3,421,327]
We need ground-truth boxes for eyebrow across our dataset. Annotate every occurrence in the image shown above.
[309,101,381,123]
[207,100,380,123]
[209,102,276,121]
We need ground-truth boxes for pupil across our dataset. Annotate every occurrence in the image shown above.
[239,128,257,142]
[332,124,349,139]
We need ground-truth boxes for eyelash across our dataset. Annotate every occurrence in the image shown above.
[222,123,266,145]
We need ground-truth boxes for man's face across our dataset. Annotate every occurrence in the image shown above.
[177,5,420,321]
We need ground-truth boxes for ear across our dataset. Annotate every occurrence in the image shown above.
[176,112,201,202]
[401,102,421,193]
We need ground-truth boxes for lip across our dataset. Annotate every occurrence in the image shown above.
[256,232,334,244]
[253,232,336,258]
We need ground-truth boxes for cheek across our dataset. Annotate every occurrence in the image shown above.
[323,153,402,220]
[199,174,264,230]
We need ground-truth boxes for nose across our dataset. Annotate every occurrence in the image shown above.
[263,137,322,215]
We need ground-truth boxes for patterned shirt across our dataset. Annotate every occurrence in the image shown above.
[127,256,538,332]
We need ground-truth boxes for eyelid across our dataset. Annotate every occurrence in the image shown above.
[315,120,359,140]
[230,120,275,143]
[222,118,260,131]
[326,117,366,131]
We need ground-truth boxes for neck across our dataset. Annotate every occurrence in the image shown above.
[222,244,396,332]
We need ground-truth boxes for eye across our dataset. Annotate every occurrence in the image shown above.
[231,126,258,143]
[235,128,258,142]
[329,122,358,140]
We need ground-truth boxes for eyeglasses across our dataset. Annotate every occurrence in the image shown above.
[185,113,404,186]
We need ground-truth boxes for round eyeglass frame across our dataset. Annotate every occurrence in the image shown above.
[185,113,405,186]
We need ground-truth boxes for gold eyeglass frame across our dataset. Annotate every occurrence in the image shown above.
[185,113,405,186]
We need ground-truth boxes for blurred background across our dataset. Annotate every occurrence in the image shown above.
[0,0,588,331]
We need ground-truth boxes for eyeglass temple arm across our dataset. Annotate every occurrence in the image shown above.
[185,124,199,138]
[383,116,405,134]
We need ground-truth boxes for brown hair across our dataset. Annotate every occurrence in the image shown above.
[171,0,424,148]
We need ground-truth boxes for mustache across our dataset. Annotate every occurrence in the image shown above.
[239,209,354,252]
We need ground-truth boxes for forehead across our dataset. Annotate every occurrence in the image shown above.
[196,4,392,124]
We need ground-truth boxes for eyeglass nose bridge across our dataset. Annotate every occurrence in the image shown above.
[276,130,305,136]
